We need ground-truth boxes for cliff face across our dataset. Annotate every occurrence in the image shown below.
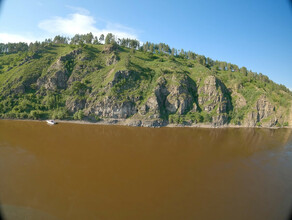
[0,44,291,127]
[37,49,82,90]
[197,76,231,126]
[243,95,276,127]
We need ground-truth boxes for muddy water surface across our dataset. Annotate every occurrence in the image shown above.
[0,120,292,220]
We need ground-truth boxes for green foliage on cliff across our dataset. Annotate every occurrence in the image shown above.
[0,34,291,127]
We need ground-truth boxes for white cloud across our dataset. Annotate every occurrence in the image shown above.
[0,33,40,43]
[38,11,138,40]
[39,13,96,36]
[0,8,139,44]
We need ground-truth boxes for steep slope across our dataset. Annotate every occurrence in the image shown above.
[0,43,291,127]
[289,103,292,127]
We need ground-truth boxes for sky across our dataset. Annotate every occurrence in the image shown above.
[0,0,291,89]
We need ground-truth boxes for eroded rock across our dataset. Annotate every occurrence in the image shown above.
[86,97,137,119]
[244,95,275,127]
[66,98,86,113]
[198,76,230,114]
[37,50,81,90]
[165,75,196,115]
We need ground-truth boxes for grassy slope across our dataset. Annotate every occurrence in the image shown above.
[0,43,291,126]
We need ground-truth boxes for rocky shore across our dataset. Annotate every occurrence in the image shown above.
[2,118,291,129]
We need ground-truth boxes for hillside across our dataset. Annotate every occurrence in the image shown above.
[0,42,291,127]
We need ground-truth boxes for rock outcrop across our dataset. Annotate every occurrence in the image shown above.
[234,92,247,108]
[138,77,168,119]
[106,54,119,66]
[138,74,198,118]
[37,49,81,90]
[139,95,161,119]
[244,95,276,127]
[109,70,134,87]
[212,114,228,127]
[197,76,231,125]
[198,76,230,113]
[85,97,137,119]
[165,75,197,115]
[66,98,86,113]
[37,62,69,90]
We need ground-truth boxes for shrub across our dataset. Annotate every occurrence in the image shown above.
[200,111,212,123]
[19,112,29,119]
[29,110,42,119]
[4,112,16,119]
[88,114,100,122]
[169,56,175,61]
[73,110,84,120]
[169,115,179,124]
[168,114,185,124]
[51,108,68,119]
[185,112,203,123]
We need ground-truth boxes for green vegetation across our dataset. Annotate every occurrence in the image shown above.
[0,33,291,127]
[73,110,84,120]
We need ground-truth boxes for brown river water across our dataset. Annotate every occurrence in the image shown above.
[0,120,292,220]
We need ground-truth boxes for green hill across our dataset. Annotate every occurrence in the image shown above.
[0,40,291,127]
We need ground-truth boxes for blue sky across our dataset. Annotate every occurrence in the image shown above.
[0,0,291,89]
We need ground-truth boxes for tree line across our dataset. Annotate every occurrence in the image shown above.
[0,32,248,73]
[0,32,290,93]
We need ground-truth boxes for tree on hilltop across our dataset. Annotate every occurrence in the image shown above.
[99,34,104,42]
[105,33,115,44]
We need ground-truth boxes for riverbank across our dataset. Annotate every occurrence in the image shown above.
[1,118,291,129]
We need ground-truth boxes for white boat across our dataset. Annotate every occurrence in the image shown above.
[46,120,57,125]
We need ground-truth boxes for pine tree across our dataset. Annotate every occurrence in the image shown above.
[99,34,105,42]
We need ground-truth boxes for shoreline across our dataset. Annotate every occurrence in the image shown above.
[1,118,291,129]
